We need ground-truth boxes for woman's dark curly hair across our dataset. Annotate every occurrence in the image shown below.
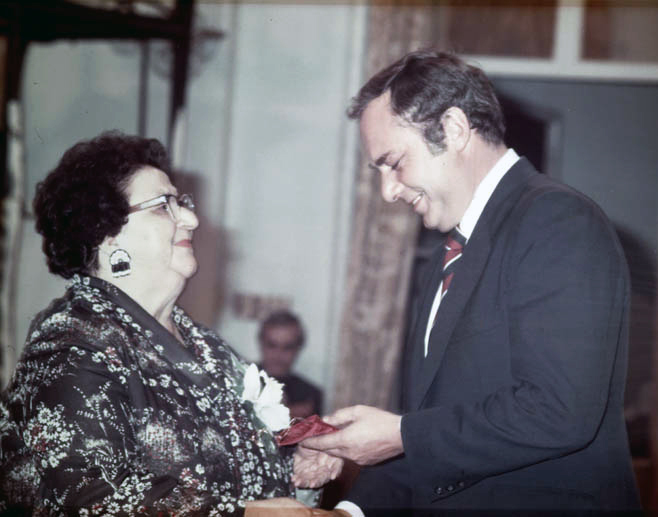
[33,130,172,279]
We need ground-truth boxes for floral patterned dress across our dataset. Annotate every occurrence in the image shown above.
[0,276,293,515]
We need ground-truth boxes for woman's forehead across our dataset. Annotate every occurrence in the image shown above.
[125,166,175,202]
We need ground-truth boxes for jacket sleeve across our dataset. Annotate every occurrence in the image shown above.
[347,456,413,511]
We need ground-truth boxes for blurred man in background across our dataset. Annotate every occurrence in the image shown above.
[259,310,323,419]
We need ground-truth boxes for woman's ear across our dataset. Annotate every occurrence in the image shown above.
[441,106,471,152]
[98,235,118,255]
[97,235,133,279]
[97,235,125,272]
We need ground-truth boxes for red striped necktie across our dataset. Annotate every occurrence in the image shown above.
[428,226,468,339]
[440,227,467,300]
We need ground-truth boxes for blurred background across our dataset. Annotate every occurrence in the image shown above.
[1,0,657,509]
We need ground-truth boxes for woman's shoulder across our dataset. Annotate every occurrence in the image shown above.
[23,282,128,358]
[8,286,133,411]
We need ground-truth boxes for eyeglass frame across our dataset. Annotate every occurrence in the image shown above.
[128,193,195,222]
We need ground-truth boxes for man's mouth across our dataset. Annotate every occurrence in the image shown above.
[411,192,424,207]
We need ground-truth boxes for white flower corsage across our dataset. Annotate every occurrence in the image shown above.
[241,363,290,432]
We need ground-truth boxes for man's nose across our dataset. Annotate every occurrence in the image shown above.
[380,169,404,203]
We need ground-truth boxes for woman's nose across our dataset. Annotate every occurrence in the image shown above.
[178,206,199,230]
[380,169,404,203]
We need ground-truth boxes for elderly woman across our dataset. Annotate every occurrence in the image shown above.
[0,132,344,516]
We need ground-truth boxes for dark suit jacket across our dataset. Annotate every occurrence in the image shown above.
[349,158,640,514]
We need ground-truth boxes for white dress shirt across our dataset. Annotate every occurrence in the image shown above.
[423,148,519,356]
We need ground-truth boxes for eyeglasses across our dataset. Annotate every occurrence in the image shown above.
[129,193,195,222]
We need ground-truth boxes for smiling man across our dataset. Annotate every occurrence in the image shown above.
[295,50,640,515]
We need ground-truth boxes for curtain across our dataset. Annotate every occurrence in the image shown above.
[331,2,433,411]
[1,99,26,388]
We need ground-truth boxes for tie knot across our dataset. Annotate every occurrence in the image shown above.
[444,227,467,252]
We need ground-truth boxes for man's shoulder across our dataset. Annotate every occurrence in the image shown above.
[285,373,322,394]
[281,373,322,405]
[520,173,612,228]
[509,158,595,204]
[501,159,610,227]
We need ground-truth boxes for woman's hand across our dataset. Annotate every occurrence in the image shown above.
[244,498,349,516]
[293,444,344,488]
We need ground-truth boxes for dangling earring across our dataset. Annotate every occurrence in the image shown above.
[109,249,131,277]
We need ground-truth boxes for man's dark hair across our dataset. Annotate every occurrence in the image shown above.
[258,310,305,348]
[348,49,505,153]
[33,130,171,278]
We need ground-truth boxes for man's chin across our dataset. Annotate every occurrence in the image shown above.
[422,214,441,231]
[424,212,457,233]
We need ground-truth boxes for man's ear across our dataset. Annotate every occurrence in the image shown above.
[441,107,471,152]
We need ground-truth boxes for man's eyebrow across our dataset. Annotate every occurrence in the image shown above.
[368,151,391,171]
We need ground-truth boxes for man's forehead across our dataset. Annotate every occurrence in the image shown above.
[360,91,394,126]
[263,324,300,341]
[360,97,392,159]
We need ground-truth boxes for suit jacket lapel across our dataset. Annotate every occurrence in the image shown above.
[413,233,492,408]
[409,158,536,409]
[404,246,446,410]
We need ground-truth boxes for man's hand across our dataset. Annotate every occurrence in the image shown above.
[293,444,344,488]
[301,405,403,466]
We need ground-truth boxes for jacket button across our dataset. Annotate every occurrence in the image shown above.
[458,481,465,488]
[447,485,454,491]
[435,487,443,495]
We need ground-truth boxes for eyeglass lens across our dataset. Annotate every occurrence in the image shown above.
[166,194,194,219]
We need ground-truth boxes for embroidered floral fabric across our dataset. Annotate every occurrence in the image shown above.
[0,276,293,515]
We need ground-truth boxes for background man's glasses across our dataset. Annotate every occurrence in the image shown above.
[129,193,195,222]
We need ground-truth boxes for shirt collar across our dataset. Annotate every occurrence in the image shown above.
[458,148,520,239]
